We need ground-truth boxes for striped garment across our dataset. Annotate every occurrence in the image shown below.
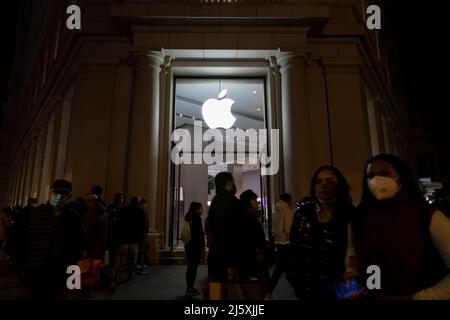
[23,204,85,287]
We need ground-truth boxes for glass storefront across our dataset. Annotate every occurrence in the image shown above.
[169,77,271,249]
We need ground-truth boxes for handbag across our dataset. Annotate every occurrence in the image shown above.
[78,258,102,287]
[180,222,191,244]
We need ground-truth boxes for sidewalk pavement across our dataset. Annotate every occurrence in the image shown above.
[0,257,296,300]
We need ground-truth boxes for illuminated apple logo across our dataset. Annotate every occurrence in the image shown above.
[202,89,236,129]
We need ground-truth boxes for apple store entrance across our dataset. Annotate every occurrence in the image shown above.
[169,77,271,249]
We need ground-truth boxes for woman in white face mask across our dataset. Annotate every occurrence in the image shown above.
[345,154,450,300]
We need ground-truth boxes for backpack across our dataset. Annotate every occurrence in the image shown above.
[180,222,191,244]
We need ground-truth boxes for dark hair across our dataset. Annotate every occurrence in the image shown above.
[75,196,86,204]
[361,153,425,205]
[129,196,140,207]
[310,165,353,207]
[240,189,258,208]
[91,185,102,197]
[26,198,38,206]
[51,179,72,194]
[113,193,123,203]
[280,193,292,203]
[71,197,88,215]
[185,202,203,222]
[214,172,234,190]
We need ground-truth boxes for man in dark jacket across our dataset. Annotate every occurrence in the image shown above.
[206,172,252,283]
[116,196,147,280]
[16,179,85,299]
[106,194,123,263]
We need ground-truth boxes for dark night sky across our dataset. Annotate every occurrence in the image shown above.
[1,1,448,179]
[384,1,449,179]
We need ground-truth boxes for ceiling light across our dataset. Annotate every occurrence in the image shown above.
[252,91,256,94]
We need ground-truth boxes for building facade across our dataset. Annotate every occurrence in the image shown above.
[1,0,414,256]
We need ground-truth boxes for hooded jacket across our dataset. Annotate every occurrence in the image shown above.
[272,200,294,245]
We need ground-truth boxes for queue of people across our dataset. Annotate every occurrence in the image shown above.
[1,153,449,300]
[0,182,149,299]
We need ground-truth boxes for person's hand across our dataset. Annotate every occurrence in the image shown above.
[347,290,365,300]
[339,272,365,299]
[227,268,239,283]
[335,277,365,300]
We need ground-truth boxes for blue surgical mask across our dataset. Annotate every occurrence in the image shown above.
[49,193,63,207]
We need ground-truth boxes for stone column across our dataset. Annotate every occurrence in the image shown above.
[13,157,20,205]
[39,113,56,204]
[31,130,45,199]
[323,62,371,201]
[154,56,172,249]
[9,165,18,207]
[23,140,38,202]
[18,154,29,206]
[277,52,313,200]
[125,52,164,264]
[306,59,332,168]
[54,88,73,180]
[6,169,14,207]
[268,57,283,208]
[64,65,116,198]
[105,62,133,202]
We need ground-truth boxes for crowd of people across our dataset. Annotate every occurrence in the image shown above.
[0,183,148,299]
[1,153,449,300]
[185,153,450,300]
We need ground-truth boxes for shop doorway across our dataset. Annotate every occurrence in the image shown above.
[168,77,272,249]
